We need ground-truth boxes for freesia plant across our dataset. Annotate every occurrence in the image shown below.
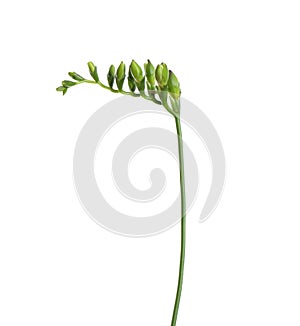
[57,60,186,326]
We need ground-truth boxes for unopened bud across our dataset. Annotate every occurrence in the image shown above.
[87,61,99,82]
[167,70,181,99]
[155,63,169,87]
[144,59,155,86]
[56,86,68,95]
[136,76,145,92]
[128,70,136,92]
[130,60,143,83]
[62,80,77,87]
[68,72,85,81]
[116,61,126,90]
[107,65,115,88]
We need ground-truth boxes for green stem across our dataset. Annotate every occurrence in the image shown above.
[75,80,162,104]
[171,116,186,326]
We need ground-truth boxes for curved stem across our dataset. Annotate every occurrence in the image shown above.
[76,79,163,104]
[171,116,186,326]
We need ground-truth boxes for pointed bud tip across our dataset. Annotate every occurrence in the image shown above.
[130,60,143,82]
[87,61,99,82]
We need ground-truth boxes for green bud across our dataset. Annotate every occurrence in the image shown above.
[116,62,126,80]
[56,86,68,95]
[147,81,157,101]
[62,80,77,87]
[128,78,136,92]
[128,69,136,92]
[68,72,85,81]
[107,65,115,88]
[135,76,145,92]
[146,81,154,91]
[130,60,143,83]
[116,61,126,90]
[144,59,155,86]
[87,61,99,82]
[155,63,169,87]
[88,61,95,73]
[167,70,181,99]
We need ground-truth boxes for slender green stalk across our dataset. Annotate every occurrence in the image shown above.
[171,116,186,326]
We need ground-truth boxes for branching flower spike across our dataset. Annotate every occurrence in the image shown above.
[57,60,185,326]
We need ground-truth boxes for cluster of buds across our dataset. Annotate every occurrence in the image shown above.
[56,60,181,116]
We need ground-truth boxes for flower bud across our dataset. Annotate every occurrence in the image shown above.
[68,72,85,81]
[155,63,169,87]
[144,59,155,86]
[116,62,125,80]
[128,70,136,92]
[107,65,115,88]
[146,81,157,101]
[136,76,145,92]
[128,78,136,92]
[88,61,95,73]
[56,86,68,95]
[87,61,99,82]
[167,70,181,99]
[62,80,77,87]
[116,61,126,90]
[146,81,155,91]
[130,60,143,83]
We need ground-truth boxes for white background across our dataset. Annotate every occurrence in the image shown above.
[1,0,300,325]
